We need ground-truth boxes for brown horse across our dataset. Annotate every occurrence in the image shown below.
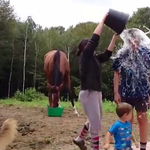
[44,50,79,116]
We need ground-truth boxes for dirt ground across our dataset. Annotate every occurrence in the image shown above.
[0,105,150,150]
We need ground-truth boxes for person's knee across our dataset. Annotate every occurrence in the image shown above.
[137,111,148,126]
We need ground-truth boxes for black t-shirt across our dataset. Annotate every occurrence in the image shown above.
[79,33,112,91]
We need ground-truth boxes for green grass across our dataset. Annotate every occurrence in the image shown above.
[0,98,116,113]
[0,98,150,117]
[0,98,82,108]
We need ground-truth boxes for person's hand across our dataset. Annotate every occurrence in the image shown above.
[114,92,121,104]
[102,13,109,23]
[113,33,119,40]
[135,142,139,148]
[103,143,110,150]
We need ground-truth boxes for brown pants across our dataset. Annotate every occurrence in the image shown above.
[79,90,102,139]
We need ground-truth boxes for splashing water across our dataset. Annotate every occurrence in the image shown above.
[120,28,150,48]
[112,28,150,100]
[112,28,150,59]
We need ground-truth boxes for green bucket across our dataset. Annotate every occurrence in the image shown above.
[47,105,64,117]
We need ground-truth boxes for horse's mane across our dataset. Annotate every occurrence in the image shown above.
[52,50,62,88]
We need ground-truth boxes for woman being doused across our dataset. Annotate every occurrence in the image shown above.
[112,28,150,150]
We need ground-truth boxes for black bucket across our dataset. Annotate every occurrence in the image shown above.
[104,9,129,35]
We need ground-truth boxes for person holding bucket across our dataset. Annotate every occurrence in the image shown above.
[73,13,120,150]
[73,9,129,150]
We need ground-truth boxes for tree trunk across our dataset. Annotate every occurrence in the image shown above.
[22,23,28,94]
[8,39,15,98]
[33,41,39,88]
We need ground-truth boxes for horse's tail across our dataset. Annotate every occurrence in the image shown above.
[53,50,61,89]
[0,118,18,150]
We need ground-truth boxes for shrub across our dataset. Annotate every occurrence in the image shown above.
[14,88,46,102]
[74,85,80,97]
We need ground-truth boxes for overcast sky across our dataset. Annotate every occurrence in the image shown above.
[10,0,150,29]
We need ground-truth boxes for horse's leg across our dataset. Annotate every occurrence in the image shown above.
[64,72,74,106]
[46,77,53,108]
[58,99,61,107]
[64,72,79,117]
[48,92,53,107]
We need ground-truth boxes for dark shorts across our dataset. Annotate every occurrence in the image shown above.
[121,98,149,112]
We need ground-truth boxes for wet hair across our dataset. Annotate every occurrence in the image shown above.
[128,29,136,38]
[76,39,89,56]
[116,102,132,118]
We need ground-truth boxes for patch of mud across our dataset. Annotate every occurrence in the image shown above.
[0,105,150,150]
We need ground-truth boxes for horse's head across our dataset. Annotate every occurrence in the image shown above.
[47,83,64,107]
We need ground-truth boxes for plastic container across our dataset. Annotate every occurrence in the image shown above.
[104,9,129,34]
[47,105,64,117]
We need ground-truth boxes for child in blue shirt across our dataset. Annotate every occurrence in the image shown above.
[104,102,139,150]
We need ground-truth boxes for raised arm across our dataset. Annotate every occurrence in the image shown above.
[82,14,108,57]
[96,34,118,63]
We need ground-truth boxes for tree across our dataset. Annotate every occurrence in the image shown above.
[22,16,36,94]
[0,5,149,100]
[128,7,150,31]
[0,0,16,97]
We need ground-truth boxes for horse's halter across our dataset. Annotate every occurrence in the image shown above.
[47,83,64,91]
[47,83,64,106]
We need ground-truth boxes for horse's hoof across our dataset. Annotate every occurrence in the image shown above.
[74,112,80,117]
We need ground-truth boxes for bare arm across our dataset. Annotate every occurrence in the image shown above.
[104,132,112,149]
[93,14,108,36]
[108,34,118,52]
[113,57,122,104]
[105,132,111,144]
[114,71,120,95]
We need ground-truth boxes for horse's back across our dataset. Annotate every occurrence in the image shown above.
[44,50,69,74]
[59,51,70,73]
[44,50,56,73]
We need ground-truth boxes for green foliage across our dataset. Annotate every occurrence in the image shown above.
[14,88,46,102]
[74,85,81,97]
[0,2,149,101]
[127,7,150,34]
